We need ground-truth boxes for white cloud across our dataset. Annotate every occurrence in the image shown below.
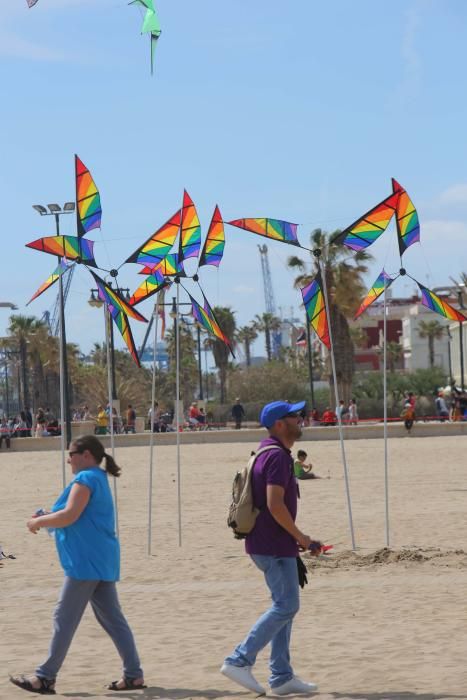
[439,184,467,206]
[423,219,467,242]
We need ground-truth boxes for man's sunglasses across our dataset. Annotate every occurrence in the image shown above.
[68,450,83,457]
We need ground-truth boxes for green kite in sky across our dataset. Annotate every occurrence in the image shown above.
[130,0,161,74]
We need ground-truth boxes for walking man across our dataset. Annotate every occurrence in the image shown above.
[221,400,321,695]
[231,398,245,429]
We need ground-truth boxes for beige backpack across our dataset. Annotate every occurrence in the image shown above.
[227,446,281,539]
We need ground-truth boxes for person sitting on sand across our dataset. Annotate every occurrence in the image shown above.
[294,449,320,480]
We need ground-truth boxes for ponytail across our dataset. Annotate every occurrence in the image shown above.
[103,452,121,477]
[72,434,121,478]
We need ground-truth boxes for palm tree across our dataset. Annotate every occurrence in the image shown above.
[287,228,372,403]
[7,315,49,408]
[253,313,282,361]
[418,320,445,368]
[236,325,258,367]
[207,307,236,403]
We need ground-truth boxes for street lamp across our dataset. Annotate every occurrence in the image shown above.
[88,284,131,403]
[32,201,75,446]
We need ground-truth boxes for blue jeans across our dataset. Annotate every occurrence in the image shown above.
[224,555,300,688]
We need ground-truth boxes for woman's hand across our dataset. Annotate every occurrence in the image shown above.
[27,518,42,534]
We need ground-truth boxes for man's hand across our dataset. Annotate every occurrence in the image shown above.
[297,534,312,550]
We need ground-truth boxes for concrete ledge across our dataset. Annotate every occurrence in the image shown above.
[4,420,467,452]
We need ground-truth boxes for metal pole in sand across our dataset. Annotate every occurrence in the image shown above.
[383,274,390,547]
[318,253,356,551]
[105,305,118,538]
[147,298,160,555]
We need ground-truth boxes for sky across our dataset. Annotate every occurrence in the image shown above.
[2,0,467,358]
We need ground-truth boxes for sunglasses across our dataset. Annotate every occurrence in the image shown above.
[68,450,82,457]
[282,412,301,420]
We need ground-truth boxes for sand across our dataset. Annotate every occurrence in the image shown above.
[1,434,467,700]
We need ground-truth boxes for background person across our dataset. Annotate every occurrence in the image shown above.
[221,400,321,696]
[231,398,246,429]
[294,449,319,480]
[9,435,145,694]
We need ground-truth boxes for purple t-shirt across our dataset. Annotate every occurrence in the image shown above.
[245,436,299,557]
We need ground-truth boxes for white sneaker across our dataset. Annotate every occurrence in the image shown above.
[220,662,266,695]
[272,676,318,695]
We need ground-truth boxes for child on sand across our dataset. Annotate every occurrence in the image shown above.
[294,449,320,480]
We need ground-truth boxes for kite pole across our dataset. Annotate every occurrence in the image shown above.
[383,274,390,547]
[105,304,119,537]
[317,250,356,551]
[58,273,66,489]
[147,297,160,555]
[175,279,182,547]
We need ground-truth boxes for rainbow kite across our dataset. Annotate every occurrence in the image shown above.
[179,190,201,262]
[126,210,181,267]
[138,253,185,277]
[129,269,170,306]
[354,270,397,320]
[392,179,420,257]
[301,271,330,349]
[75,155,102,238]
[199,206,225,268]
[26,235,97,267]
[228,218,300,246]
[130,0,161,74]
[27,261,72,305]
[90,272,148,366]
[417,282,467,323]
[333,191,400,252]
[189,291,234,356]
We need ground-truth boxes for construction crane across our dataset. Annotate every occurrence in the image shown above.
[258,244,281,358]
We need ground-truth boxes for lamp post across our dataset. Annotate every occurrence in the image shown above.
[305,315,315,407]
[446,326,453,386]
[33,202,75,447]
[179,313,204,401]
[89,285,131,404]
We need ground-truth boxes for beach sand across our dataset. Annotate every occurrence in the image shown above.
[1,434,467,700]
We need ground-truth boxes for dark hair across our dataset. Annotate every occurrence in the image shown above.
[297,449,307,459]
[72,435,121,477]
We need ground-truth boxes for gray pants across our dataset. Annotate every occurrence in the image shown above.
[36,577,143,681]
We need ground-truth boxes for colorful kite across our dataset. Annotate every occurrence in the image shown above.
[301,271,330,349]
[333,191,400,252]
[189,291,234,356]
[126,210,181,267]
[179,190,201,262]
[129,268,170,306]
[354,270,397,320]
[26,235,98,267]
[392,179,420,257]
[199,206,225,268]
[138,253,185,277]
[75,155,102,238]
[227,218,300,246]
[90,271,148,366]
[130,0,161,74]
[27,261,72,305]
[416,282,467,323]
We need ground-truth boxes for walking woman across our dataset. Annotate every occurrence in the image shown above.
[10,435,146,695]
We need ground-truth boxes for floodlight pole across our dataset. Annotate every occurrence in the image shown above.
[54,213,72,448]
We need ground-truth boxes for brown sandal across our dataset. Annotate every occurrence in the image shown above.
[107,678,147,691]
[9,675,56,695]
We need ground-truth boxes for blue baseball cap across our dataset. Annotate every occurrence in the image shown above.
[260,400,306,429]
